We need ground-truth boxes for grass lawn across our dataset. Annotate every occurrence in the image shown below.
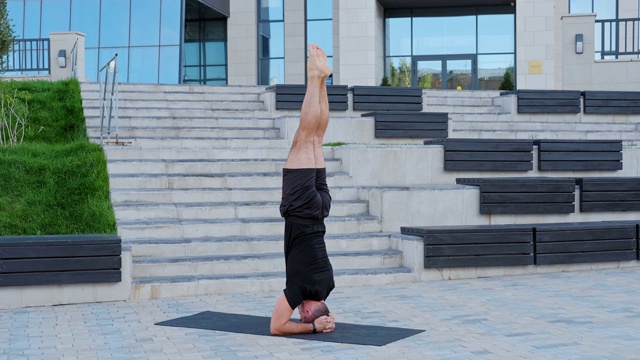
[0,79,116,235]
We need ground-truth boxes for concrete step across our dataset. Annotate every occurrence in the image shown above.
[88,126,280,140]
[451,120,639,132]
[132,249,403,278]
[127,233,396,257]
[82,92,262,102]
[83,108,272,118]
[114,200,368,221]
[83,99,265,110]
[81,83,266,94]
[102,147,295,160]
[450,130,640,140]
[116,215,382,239]
[86,117,276,129]
[106,158,341,175]
[129,267,417,299]
[108,172,354,190]
[91,137,290,148]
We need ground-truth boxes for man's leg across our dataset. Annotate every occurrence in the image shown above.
[285,44,331,169]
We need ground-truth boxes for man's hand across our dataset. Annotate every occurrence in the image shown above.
[314,313,336,333]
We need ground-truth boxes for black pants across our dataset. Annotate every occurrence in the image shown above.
[279,168,331,224]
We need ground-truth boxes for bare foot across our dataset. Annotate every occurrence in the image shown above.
[307,44,331,80]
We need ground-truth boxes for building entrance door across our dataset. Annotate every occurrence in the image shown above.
[413,55,477,90]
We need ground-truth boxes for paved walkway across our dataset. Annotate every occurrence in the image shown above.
[2,267,640,360]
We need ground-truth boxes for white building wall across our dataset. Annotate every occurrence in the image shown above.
[333,0,383,86]
[284,0,305,84]
[227,0,258,85]
[516,0,557,89]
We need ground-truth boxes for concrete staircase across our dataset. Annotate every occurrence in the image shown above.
[81,83,414,299]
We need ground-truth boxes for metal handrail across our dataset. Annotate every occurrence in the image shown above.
[596,17,640,59]
[70,38,78,79]
[3,38,50,73]
[98,54,119,144]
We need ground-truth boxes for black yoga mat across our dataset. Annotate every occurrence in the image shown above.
[156,311,424,346]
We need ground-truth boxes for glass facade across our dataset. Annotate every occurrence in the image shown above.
[7,0,227,84]
[385,7,515,90]
[306,0,333,84]
[258,0,285,85]
[183,0,227,85]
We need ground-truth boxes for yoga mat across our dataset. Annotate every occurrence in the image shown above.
[156,311,424,346]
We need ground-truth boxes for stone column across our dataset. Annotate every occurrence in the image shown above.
[516,0,557,89]
[227,0,258,85]
[284,0,305,84]
[49,32,85,81]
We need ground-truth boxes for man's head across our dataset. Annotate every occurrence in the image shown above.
[298,300,330,323]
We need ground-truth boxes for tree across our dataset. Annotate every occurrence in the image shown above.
[380,75,390,86]
[499,67,514,91]
[0,0,14,71]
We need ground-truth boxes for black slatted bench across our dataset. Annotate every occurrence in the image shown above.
[578,177,640,212]
[364,111,448,138]
[537,140,622,171]
[269,84,348,110]
[0,234,122,287]
[351,86,423,111]
[457,177,576,214]
[401,224,534,268]
[583,90,640,114]
[514,90,581,113]
[424,138,534,171]
[535,222,637,265]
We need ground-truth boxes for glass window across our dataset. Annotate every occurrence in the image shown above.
[306,20,332,56]
[161,0,181,45]
[203,21,225,41]
[183,66,200,82]
[385,56,412,87]
[24,0,40,38]
[99,47,128,82]
[259,58,284,85]
[205,65,226,79]
[478,54,514,90]
[100,0,130,47]
[593,0,616,19]
[159,45,179,83]
[258,22,284,58]
[129,47,159,83]
[413,16,476,55]
[7,0,24,38]
[71,0,100,47]
[258,0,283,21]
[569,0,593,14]
[204,41,225,65]
[183,42,199,66]
[130,0,160,46]
[84,48,98,82]
[478,14,514,54]
[306,0,332,20]
[41,0,70,37]
[386,17,411,56]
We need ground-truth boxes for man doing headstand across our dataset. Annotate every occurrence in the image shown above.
[270,44,336,336]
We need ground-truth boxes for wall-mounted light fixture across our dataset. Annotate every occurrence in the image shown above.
[58,49,66,68]
[575,34,584,54]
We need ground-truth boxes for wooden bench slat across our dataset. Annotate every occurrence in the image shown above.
[445,161,533,171]
[0,270,122,287]
[353,95,423,104]
[540,152,622,161]
[0,234,120,246]
[0,256,122,273]
[585,99,640,107]
[536,227,636,242]
[539,162,622,171]
[518,105,581,113]
[516,90,581,99]
[537,239,636,253]
[584,91,640,100]
[401,224,531,235]
[479,183,576,192]
[581,181,640,191]
[276,94,348,102]
[270,84,349,95]
[482,193,574,203]
[443,140,533,152]
[423,231,532,245]
[480,203,574,214]
[445,152,533,161]
[584,106,640,114]
[0,244,121,259]
[536,251,636,265]
[354,103,423,111]
[376,122,447,130]
[538,141,622,151]
[581,202,640,212]
[375,129,447,138]
[426,255,534,268]
[583,192,640,201]
[372,113,448,122]
[351,86,423,96]
[519,99,580,106]
[426,243,533,256]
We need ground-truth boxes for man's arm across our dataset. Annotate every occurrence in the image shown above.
[270,294,335,335]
